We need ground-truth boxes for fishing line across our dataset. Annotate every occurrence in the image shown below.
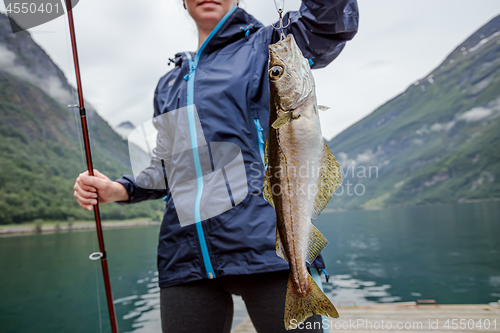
[273,0,284,14]
[63,1,119,330]
[95,261,104,333]
[72,105,87,170]
[62,6,86,170]
[89,211,104,333]
[62,7,105,333]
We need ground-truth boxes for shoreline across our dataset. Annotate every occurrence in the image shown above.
[2,199,498,235]
[323,197,500,213]
[0,219,161,236]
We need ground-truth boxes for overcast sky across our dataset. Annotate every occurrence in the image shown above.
[1,0,500,140]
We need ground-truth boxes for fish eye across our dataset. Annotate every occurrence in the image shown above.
[269,66,284,80]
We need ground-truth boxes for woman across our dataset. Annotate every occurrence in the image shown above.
[73,0,358,331]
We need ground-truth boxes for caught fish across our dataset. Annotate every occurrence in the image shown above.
[263,34,342,329]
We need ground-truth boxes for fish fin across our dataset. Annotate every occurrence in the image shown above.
[311,141,342,219]
[318,105,330,111]
[263,165,275,208]
[264,137,268,167]
[306,225,328,264]
[284,273,339,329]
[271,112,300,129]
[276,229,288,262]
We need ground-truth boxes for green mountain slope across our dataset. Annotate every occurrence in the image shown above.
[327,14,500,210]
[0,13,162,224]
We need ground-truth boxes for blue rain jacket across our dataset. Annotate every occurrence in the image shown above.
[116,0,359,288]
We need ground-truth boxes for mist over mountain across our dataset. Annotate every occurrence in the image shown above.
[328,14,500,210]
[0,13,161,224]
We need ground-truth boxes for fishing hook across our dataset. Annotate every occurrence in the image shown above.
[273,0,289,40]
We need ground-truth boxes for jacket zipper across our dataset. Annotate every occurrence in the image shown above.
[183,5,238,279]
[253,118,265,165]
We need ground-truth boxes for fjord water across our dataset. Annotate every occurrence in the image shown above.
[317,201,500,306]
[0,201,499,333]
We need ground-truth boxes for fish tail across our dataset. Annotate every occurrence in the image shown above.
[284,273,339,330]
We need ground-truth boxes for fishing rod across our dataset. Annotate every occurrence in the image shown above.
[64,1,119,332]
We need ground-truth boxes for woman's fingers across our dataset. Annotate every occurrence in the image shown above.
[73,169,114,209]
[74,169,115,209]
[73,181,98,198]
[74,172,100,210]
[75,177,97,193]
[79,173,107,191]
[73,189,97,210]
[73,190,97,206]
[77,171,96,190]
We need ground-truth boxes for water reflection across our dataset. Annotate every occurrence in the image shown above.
[324,274,400,306]
[315,201,500,305]
[1,201,499,333]
[111,202,500,332]
[114,271,161,333]
[115,271,248,332]
[116,272,404,331]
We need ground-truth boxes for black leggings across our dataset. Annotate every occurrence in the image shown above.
[160,269,324,333]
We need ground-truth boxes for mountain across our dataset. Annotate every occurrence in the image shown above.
[0,13,162,224]
[327,14,500,210]
[115,121,136,140]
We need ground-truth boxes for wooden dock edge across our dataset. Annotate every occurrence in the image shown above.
[231,303,500,333]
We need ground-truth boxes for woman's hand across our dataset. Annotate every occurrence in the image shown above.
[73,169,129,210]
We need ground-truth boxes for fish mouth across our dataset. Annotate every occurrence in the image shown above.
[277,89,312,116]
[268,35,294,60]
[269,34,313,111]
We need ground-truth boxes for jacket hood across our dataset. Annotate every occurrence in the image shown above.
[172,7,264,66]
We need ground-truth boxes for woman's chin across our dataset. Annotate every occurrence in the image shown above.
[196,12,225,26]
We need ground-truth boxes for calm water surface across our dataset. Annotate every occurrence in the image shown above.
[1,201,499,332]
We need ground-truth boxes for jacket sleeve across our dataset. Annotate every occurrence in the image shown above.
[266,0,359,69]
[114,86,168,204]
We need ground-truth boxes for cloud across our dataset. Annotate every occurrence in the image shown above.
[0,44,16,67]
[416,102,498,136]
[413,138,423,145]
[356,149,375,163]
[458,106,492,122]
[45,75,72,103]
[336,149,375,169]
[3,0,500,141]
[415,124,429,135]
[0,44,72,104]
[468,31,500,53]
[430,121,455,131]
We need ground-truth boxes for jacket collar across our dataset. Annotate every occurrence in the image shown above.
[172,7,263,66]
[203,7,263,54]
